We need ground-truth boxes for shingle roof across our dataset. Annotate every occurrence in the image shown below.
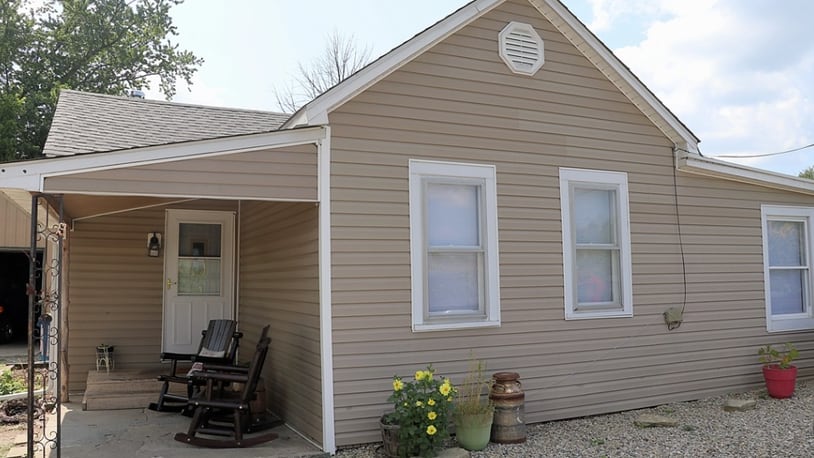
[43,90,291,156]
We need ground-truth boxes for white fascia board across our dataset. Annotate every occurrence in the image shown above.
[531,0,700,153]
[0,126,326,192]
[677,151,814,195]
[282,0,504,128]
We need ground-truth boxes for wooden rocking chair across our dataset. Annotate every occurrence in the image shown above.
[148,319,242,413]
[174,325,279,448]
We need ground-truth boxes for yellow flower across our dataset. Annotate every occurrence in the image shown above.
[427,399,436,406]
[392,379,404,391]
[426,425,437,436]
[428,411,437,421]
[415,370,425,381]
[415,401,424,407]
[439,383,451,396]
[423,370,433,380]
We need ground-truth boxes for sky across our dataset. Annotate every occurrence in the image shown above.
[146,0,814,177]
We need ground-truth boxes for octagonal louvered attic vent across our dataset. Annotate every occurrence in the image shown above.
[499,21,544,76]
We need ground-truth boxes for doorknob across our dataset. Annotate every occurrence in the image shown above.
[167,278,177,290]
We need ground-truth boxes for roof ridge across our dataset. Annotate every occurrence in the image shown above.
[60,89,291,118]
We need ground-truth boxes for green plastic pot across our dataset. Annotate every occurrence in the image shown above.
[455,410,494,451]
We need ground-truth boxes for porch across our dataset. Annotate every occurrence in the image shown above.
[52,402,324,457]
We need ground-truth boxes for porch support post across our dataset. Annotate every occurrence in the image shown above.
[26,193,39,458]
[318,126,336,453]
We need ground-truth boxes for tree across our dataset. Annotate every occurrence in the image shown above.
[799,166,814,180]
[0,0,202,162]
[274,31,371,113]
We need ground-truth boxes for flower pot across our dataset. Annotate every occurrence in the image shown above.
[455,410,494,451]
[379,416,400,458]
[762,365,797,399]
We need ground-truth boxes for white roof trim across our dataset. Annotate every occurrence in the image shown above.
[677,151,814,196]
[282,0,504,128]
[0,126,326,192]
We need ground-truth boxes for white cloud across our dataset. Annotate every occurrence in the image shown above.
[585,0,814,175]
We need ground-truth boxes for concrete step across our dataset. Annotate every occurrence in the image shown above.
[82,368,188,411]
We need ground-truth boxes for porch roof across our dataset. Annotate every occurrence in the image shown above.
[43,90,291,157]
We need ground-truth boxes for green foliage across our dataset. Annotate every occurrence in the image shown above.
[0,368,26,395]
[386,366,455,458]
[757,342,799,369]
[799,166,814,180]
[453,358,494,420]
[0,0,202,162]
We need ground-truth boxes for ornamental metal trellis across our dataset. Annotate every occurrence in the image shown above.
[26,194,64,458]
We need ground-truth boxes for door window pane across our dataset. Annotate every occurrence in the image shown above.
[428,253,480,314]
[427,183,479,247]
[576,250,618,304]
[178,259,221,295]
[768,221,804,267]
[574,188,615,244]
[179,223,222,257]
[770,269,805,315]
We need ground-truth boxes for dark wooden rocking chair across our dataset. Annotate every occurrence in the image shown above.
[148,319,242,413]
[174,324,280,448]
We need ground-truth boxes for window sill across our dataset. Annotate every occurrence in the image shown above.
[565,310,633,320]
[412,320,500,332]
[767,317,814,333]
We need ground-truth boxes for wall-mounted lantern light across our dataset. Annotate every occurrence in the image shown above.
[148,232,162,257]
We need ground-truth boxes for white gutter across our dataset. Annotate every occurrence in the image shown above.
[676,150,814,196]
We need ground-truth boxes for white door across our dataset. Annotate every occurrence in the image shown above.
[163,209,235,354]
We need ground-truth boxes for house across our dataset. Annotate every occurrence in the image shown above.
[2,0,814,453]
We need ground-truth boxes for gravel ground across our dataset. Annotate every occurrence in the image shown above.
[336,379,814,457]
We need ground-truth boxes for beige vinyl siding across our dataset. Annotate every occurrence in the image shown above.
[0,192,32,247]
[66,200,237,393]
[238,201,322,444]
[327,0,814,446]
[43,145,318,201]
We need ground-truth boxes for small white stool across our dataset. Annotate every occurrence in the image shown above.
[95,345,115,373]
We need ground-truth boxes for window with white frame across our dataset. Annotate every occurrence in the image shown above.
[409,160,500,331]
[761,205,814,332]
[559,168,633,319]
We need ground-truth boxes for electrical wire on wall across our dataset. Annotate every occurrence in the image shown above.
[663,147,691,330]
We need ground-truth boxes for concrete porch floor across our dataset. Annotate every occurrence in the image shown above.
[55,402,327,458]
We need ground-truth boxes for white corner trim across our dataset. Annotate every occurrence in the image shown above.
[317,127,336,454]
[0,126,327,192]
[677,151,814,196]
[283,0,504,129]
[530,0,699,152]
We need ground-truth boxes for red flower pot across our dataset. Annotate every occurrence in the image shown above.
[762,365,797,399]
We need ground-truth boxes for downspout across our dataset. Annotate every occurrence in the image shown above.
[318,126,336,453]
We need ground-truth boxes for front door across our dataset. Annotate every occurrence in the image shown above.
[163,209,235,354]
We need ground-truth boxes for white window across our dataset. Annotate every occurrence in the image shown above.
[559,168,633,319]
[761,205,814,332]
[409,160,500,331]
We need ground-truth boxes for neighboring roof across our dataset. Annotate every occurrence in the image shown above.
[43,90,291,157]
[284,0,700,153]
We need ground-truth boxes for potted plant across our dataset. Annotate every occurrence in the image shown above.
[757,342,799,399]
[383,366,455,457]
[453,359,494,451]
